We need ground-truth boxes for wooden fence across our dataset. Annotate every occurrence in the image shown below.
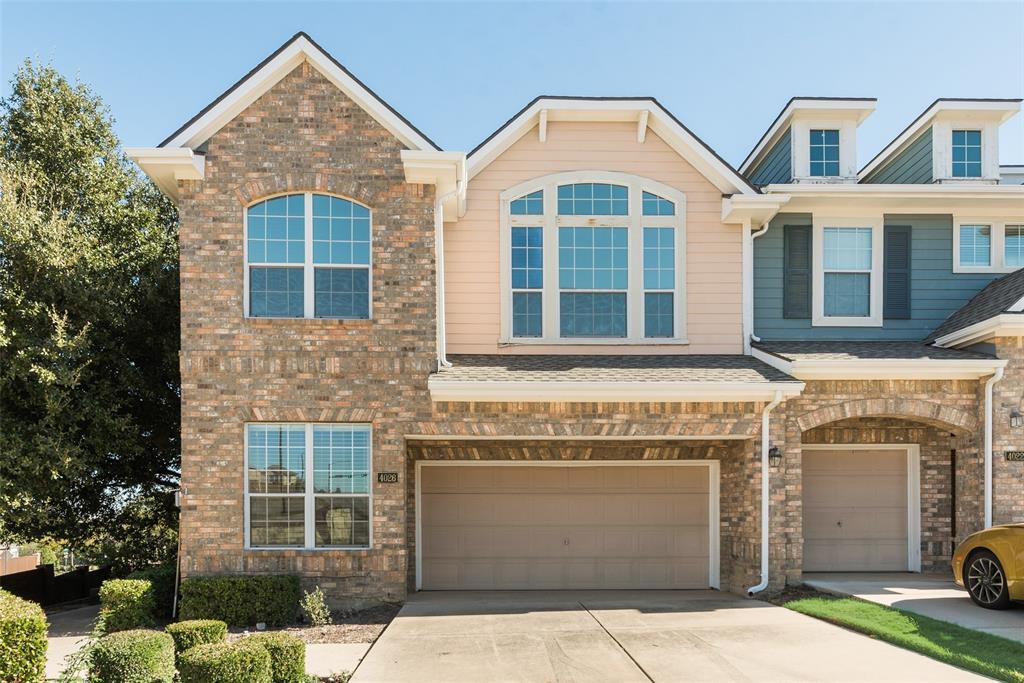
[0,563,111,606]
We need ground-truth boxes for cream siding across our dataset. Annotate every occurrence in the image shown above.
[445,121,742,355]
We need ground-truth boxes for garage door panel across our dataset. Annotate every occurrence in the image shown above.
[420,464,712,590]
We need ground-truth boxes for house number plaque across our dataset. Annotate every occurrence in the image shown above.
[1004,451,1024,461]
[377,472,400,483]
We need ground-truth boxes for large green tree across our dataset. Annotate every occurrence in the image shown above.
[0,61,180,563]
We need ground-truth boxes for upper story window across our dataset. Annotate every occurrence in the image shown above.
[952,218,1024,273]
[501,173,685,344]
[811,216,883,327]
[245,193,371,319]
[952,130,982,178]
[1005,225,1024,268]
[959,224,991,267]
[809,129,840,177]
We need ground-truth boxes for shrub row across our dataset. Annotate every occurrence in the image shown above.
[178,633,305,683]
[90,629,175,683]
[127,563,176,619]
[99,578,155,632]
[0,589,47,683]
[180,575,300,627]
[165,618,228,654]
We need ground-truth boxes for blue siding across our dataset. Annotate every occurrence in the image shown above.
[863,127,933,184]
[749,128,792,185]
[754,213,1002,340]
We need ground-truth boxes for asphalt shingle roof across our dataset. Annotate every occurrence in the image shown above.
[926,269,1024,343]
[439,354,797,384]
[753,340,994,361]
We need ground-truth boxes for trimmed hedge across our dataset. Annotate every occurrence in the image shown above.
[247,632,306,683]
[0,589,47,683]
[128,563,176,619]
[89,629,175,683]
[179,575,300,627]
[177,640,272,683]
[165,619,227,655]
[99,578,155,631]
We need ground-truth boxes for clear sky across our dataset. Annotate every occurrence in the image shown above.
[2,0,1023,167]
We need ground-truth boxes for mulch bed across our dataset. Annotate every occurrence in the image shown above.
[760,583,835,607]
[228,603,400,644]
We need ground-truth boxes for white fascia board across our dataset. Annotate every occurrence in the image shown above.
[934,314,1024,348]
[740,98,876,174]
[401,150,467,220]
[762,183,1024,197]
[467,98,756,195]
[721,194,791,226]
[161,35,436,152]
[751,346,1005,380]
[761,182,1024,214]
[427,377,805,403]
[125,147,205,201]
[860,100,1021,179]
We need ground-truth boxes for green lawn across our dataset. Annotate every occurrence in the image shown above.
[784,596,1024,683]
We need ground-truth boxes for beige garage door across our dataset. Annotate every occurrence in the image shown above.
[420,464,711,590]
[803,448,909,572]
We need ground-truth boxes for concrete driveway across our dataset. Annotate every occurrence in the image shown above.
[351,590,987,682]
[805,572,1024,643]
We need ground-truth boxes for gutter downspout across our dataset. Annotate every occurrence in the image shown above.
[434,188,460,369]
[984,367,1004,528]
[744,221,771,351]
[747,389,783,596]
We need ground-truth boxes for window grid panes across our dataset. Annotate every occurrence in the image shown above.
[809,129,840,177]
[511,226,543,338]
[1005,225,1024,268]
[823,227,871,317]
[959,224,991,267]
[247,195,305,265]
[249,267,304,318]
[952,130,982,178]
[642,191,675,216]
[643,227,675,338]
[510,190,543,215]
[557,183,628,216]
[246,424,371,549]
[558,226,628,338]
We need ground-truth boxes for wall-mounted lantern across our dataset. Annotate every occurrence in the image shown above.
[1011,409,1023,429]
[768,445,782,468]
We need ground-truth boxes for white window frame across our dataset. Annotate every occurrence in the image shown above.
[242,192,374,320]
[498,171,687,345]
[812,215,884,327]
[243,422,374,551]
[953,218,1024,273]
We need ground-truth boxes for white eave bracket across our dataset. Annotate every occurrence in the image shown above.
[125,147,205,202]
[637,110,649,143]
[721,193,791,226]
[401,150,468,221]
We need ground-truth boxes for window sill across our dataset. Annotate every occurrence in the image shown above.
[811,315,882,328]
[500,337,690,346]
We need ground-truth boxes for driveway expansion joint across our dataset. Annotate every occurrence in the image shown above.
[578,600,655,683]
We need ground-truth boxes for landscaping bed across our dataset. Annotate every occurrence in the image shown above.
[228,603,400,644]
[765,585,1024,683]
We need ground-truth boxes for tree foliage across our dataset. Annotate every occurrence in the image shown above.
[0,61,180,556]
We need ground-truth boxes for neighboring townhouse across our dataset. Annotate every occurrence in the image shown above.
[128,33,1024,607]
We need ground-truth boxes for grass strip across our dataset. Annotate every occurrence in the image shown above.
[784,596,1024,683]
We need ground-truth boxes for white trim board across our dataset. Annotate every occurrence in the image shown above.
[802,444,921,573]
[933,314,1024,348]
[414,459,721,591]
[751,346,1006,381]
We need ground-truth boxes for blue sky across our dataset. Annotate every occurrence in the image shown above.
[2,1,1023,167]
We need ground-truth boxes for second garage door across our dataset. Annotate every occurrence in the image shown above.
[419,464,713,590]
[803,448,913,572]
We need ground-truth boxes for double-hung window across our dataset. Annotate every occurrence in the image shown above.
[246,423,371,549]
[952,130,982,178]
[503,173,684,343]
[812,217,883,326]
[246,193,371,319]
[809,129,840,177]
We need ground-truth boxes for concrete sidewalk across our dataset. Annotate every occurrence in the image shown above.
[804,572,1024,643]
[352,590,988,682]
[45,604,99,679]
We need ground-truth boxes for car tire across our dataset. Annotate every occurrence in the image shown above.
[964,549,1012,610]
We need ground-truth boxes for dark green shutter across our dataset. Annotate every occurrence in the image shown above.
[783,225,811,319]
[884,225,912,319]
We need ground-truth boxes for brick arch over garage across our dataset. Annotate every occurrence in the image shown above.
[795,398,978,435]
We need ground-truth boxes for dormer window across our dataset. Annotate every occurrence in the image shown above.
[809,130,840,177]
[952,130,982,178]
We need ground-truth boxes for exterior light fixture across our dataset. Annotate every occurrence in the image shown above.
[768,445,782,468]
[1011,409,1023,428]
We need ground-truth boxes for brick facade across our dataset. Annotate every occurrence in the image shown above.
[989,337,1024,524]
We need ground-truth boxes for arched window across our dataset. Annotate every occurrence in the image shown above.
[245,193,371,319]
[501,173,685,344]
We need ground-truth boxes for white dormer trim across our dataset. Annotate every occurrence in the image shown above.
[468,98,758,195]
[790,117,860,183]
[931,115,1002,184]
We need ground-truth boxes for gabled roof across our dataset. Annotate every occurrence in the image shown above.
[466,96,759,195]
[739,97,876,176]
[928,268,1024,344]
[859,98,1021,180]
[158,32,438,151]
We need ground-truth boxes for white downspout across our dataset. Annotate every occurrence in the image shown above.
[983,367,1004,528]
[748,389,783,596]
[434,188,459,369]
[744,221,771,350]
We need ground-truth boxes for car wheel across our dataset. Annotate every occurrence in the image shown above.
[965,549,1011,610]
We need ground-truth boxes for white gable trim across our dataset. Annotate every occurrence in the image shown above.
[467,98,758,195]
[160,33,437,152]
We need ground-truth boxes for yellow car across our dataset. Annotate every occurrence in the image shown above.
[952,523,1024,609]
